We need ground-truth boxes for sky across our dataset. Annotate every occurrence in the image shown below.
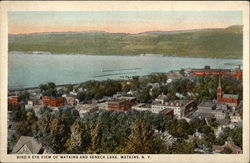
[8,11,242,34]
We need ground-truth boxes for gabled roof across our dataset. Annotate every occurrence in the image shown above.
[12,136,43,154]
[223,94,239,99]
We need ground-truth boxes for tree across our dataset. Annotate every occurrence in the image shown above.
[137,89,151,103]
[65,120,91,153]
[10,105,27,122]
[151,88,161,99]
[201,125,213,135]
[77,92,86,102]
[170,140,195,154]
[123,118,167,154]
[18,91,30,103]
[88,123,103,154]
[179,69,185,76]
[166,119,192,139]
[12,108,37,136]
[215,127,242,148]
[203,133,216,147]
[39,82,59,97]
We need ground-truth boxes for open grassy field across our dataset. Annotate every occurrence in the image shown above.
[9,25,243,59]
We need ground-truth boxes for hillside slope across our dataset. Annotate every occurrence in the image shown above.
[8,25,243,59]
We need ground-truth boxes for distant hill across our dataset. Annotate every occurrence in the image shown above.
[8,25,243,59]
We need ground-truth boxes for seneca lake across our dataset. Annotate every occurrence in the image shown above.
[8,51,242,90]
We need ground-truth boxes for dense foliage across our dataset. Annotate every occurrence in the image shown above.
[39,82,62,97]
[8,106,243,154]
[77,80,123,102]
[9,25,242,59]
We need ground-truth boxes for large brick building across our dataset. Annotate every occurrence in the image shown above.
[42,96,65,107]
[8,96,20,107]
[217,76,239,106]
[191,66,242,80]
[108,97,136,112]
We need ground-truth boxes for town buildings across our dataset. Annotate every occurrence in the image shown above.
[151,100,195,118]
[7,66,243,154]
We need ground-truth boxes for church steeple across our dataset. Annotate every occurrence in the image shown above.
[218,75,221,89]
[217,75,222,101]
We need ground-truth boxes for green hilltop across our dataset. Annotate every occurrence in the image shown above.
[9,25,243,59]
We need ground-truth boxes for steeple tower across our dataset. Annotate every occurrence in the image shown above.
[217,75,222,101]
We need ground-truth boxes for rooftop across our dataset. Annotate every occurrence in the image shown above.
[216,119,230,126]
[198,101,216,108]
[223,94,239,99]
[160,108,174,114]
[165,100,193,107]
[12,136,43,154]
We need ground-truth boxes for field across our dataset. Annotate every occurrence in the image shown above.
[9,25,243,59]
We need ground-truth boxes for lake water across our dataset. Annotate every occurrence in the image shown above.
[8,51,242,90]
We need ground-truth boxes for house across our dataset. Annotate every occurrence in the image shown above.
[76,104,99,117]
[25,98,39,109]
[170,100,195,119]
[62,95,76,106]
[187,110,215,120]
[216,103,229,111]
[214,109,226,120]
[197,101,216,113]
[127,90,139,97]
[230,113,242,123]
[113,91,127,98]
[12,136,45,154]
[155,94,169,104]
[166,71,183,80]
[212,141,242,154]
[155,130,177,147]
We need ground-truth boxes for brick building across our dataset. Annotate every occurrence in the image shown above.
[42,96,65,107]
[191,66,242,80]
[8,96,20,107]
[108,97,136,112]
[217,76,239,106]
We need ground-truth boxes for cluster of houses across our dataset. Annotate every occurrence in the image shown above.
[7,66,243,154]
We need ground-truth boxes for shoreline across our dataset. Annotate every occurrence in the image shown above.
[8,83,80,92]
[8,51,243,60]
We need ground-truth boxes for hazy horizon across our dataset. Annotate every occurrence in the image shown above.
[8,11,242,34]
